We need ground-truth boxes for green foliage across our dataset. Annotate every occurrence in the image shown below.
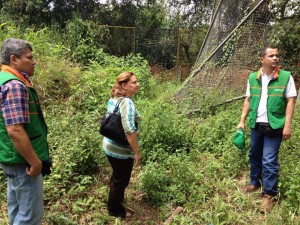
[0,0,102,28]
[180,26,208,64]
[268,0,300,76]
[0,0,51,27]
[0,0,214,30]
[64,19,110,65]
[140,100,192,162]
[268,19,300,76]
[192,103,247,153]
[140,153,206,206]
[41,99,106,204]
[0,170,6,201]
[0,22,21,40]
[176,86,242,117]
[165,0,213,28]
[139,101,249,208]
[136,3,168,28]
[0,22,79,105]
[279,104,300,213]
[68,53,154,113]
[219,32,237,67]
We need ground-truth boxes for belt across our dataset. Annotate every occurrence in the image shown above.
[0,163,29,166]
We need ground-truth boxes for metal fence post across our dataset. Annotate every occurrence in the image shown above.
[176,29,181,80]
[133,27,136,55]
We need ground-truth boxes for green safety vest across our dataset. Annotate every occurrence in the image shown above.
[0,72,49,163]
[248,69,291,129]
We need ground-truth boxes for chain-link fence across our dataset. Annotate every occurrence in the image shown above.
[174,0,277,110]
[135,27,178,69]
[101,25,136,57]
[97,26,204,77]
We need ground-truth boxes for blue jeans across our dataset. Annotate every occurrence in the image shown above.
[249,127,282,196]
[0,164,44,225]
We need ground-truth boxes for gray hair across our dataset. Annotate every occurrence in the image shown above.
[1,38,33,65]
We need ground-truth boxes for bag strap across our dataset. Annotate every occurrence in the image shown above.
[113,97,125,113]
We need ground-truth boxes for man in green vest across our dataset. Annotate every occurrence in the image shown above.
[237,46,297,212]
[0,38,50,224]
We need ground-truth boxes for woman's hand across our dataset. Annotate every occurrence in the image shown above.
[134,153,141,167]
[126,132,141,167]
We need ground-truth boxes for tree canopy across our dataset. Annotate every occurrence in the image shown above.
[0,0,298,71]
[0,0,214,29]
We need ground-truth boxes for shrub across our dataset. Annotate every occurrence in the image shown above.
[140,152,205,206]
[64,18,110,65]
[140,100,192,162]
[278,104,300,213]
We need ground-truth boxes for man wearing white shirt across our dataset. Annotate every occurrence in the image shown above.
[237,46,297,212]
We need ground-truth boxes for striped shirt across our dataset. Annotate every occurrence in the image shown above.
[0,72,30,126]
[102,97,141,159]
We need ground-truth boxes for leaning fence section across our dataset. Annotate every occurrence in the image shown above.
[174,0,272,110]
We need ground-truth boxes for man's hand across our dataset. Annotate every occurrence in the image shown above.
[236,122,245,130]
[282,97,296,141]
[26,159,42,176]
[237,97,250,130]
[6,124,42,176]
[282,125,292,141]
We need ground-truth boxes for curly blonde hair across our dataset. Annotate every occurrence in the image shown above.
[110,71,135,97]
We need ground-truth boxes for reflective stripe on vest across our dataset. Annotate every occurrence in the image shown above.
[0,72,49,163]
[248,69,291,129]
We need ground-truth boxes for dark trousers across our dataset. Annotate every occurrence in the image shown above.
[106,155,134,217]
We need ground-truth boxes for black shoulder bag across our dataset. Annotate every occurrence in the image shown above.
[99,98,129,146]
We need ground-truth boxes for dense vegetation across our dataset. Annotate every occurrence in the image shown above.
[0,0,299,224]
[0,22,299,225]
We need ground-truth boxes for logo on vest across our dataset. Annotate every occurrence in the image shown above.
[274,89,284,93]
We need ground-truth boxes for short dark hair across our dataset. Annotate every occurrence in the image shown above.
[260,45,277,57]
[1,38,33,65]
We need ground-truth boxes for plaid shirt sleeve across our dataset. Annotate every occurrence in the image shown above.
[0,80,30,126]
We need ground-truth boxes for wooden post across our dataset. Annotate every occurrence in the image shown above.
[163,206,184,225]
